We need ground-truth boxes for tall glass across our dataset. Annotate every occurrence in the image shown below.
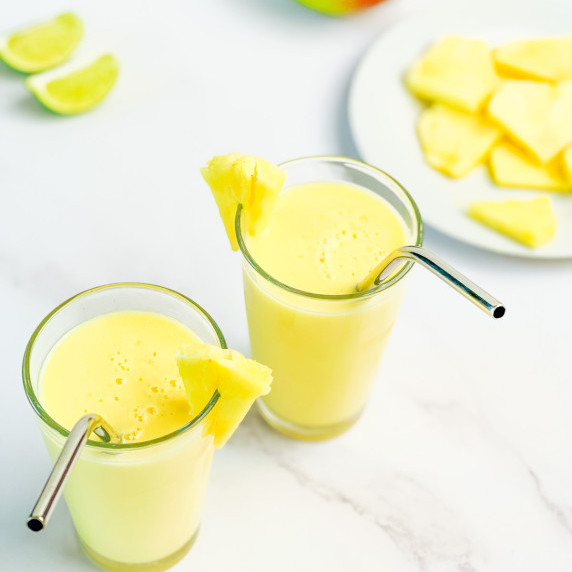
[23,283,225,572]
[237,157,422,441]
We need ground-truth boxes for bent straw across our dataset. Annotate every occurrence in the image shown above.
[357,245,505,319]
[27,414,121,532]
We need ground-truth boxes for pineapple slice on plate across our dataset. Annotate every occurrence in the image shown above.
[489,141,571,191]
[494,38,572,82]
[177,344,272,448]
[201,153,286,250]
[488,80,572,164]
[417,104,500,178]
[468,196,556,248]
[406,36,498,113]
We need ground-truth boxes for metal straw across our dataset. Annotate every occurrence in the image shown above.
[357,245,505,319]
[27,414,121,532]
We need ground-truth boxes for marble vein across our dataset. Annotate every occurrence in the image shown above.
[526,467,572,536]
[239,415,476,572]
[412,390,572,544]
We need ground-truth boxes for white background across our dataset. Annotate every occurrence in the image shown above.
[1,1,571,570]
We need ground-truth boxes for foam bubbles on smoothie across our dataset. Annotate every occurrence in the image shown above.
[123,427,144,441]
[246,181,407,295]
[40,311,209,443]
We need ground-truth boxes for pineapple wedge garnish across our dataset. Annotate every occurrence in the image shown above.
[488,80,572,164]
[417,104,500,178]
[563,146,572,183]
[177,344,272,448]
[200,153,241,249]
[494,38,572,82]
[406,36,498,113]
[468,196,556,248]
[489,141,571,191]
[201,154,286,250]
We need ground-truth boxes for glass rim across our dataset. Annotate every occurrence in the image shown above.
[22,282,226,451]
[236,155,424,301]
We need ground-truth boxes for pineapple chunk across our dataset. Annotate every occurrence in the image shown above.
[406,36,498,113]
[488,80,572,164]
[563,146,572,183]
[177,344,272,448]
[417,104,500,178]
[494,38,572,82]
[233,155,287,237]
[468,196,556,248]
[489,141,571,191]
[200,153,242,250]
[201,153,286,250]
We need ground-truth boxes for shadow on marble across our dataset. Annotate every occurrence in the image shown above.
[4,481,94,571]
[337,62,361,160]
[10,95,63,120]
[219,0,327,24]
[0,60,28,79]
[233,406,303,450]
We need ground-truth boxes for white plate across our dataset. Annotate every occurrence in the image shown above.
[349,0,572,258]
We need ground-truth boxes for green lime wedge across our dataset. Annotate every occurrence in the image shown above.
[0,13,83,73]
[26,54,119,115]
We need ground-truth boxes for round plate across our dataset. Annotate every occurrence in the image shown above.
[349,0,572,258]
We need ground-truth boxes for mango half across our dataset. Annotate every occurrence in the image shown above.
[295,0,385,14]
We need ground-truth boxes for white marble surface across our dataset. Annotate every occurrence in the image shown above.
[1,0,571,570]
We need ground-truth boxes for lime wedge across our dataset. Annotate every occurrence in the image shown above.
[26,54,119,115]
[177,344,272,448]
[0,13,83,73]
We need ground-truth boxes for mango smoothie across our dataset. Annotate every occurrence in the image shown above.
[237,157,422,440]
[41,312,201,443]
[23,284,226,572]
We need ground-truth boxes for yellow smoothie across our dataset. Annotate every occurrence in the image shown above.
[39,311,215,570]
[246,182,406,294]
[242,181,410,439]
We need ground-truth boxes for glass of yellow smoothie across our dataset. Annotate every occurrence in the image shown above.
[237,156,422,441]
[23,283,225,572]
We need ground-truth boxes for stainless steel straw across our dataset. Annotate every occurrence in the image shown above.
[27,414,121,532]
[357,245,505,319]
